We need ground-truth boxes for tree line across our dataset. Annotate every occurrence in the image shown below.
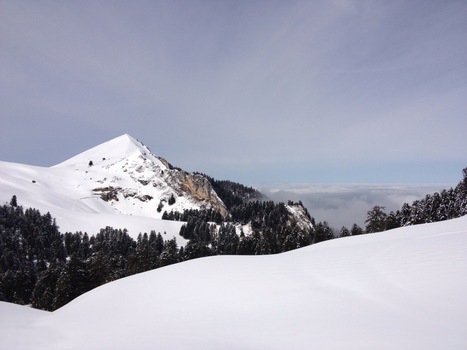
[0,198,316,311]
[179,200,315,257]
[0,199,181,311]
[1,167,465,311]
[360,167,467,234]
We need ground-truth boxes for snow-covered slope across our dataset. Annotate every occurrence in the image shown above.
[1,216,466,349]
[0,134,226,239]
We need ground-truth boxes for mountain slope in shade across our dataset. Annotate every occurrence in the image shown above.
[0,134,227,239]
[1,216,466,349]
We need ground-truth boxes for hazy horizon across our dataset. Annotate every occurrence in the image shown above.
[259,182,455,229]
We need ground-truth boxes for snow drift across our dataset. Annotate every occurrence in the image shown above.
[1,216,466,349]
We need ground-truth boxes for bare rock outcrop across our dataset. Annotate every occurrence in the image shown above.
[168,171,228,217]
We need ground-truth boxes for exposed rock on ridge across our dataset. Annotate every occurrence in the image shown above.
[170,171,228,217]
[71,134,229,219]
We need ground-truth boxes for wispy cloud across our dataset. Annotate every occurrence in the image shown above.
[0,1,466,183]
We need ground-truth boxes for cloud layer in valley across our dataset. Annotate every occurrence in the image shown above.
[260,183,453,229]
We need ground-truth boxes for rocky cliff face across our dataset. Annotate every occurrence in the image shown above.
[170,171,228,217]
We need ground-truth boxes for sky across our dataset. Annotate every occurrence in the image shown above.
[1,0,466,185]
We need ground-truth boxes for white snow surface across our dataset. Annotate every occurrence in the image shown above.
[1,216,467,349]
[0,134,216,241]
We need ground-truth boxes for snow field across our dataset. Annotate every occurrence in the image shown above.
[1,216,466,349]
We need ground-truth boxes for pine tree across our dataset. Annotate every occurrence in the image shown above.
[9,195,17,207]
[87,252,111,290]
[0,270,16,302]
[52,255,89,310]
[237,235,256,255]
[348,223,368,236]
[159,238,179,267]
[365,206,388,233]
[313,221,333,243]
[385,211,401,230]
[339,226,350,237]
[13,266,36,304]
[182,241,212,260]
[168,194,176,205]
[282,234,298,252]
[31,265,62,311]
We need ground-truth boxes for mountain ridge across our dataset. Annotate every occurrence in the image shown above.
[0,134,310,240]
[0,134,233,237]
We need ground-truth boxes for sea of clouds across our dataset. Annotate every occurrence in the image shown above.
[258,183,454,230]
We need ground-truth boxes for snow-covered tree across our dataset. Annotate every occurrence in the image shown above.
[365,206,387,233]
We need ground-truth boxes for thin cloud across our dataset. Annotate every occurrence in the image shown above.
[0,1,466,183]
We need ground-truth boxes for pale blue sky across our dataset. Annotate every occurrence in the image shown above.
[1,0,466,184]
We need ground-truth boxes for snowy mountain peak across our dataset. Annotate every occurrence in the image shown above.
[54,134,166,170]
[0,134,228,235]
